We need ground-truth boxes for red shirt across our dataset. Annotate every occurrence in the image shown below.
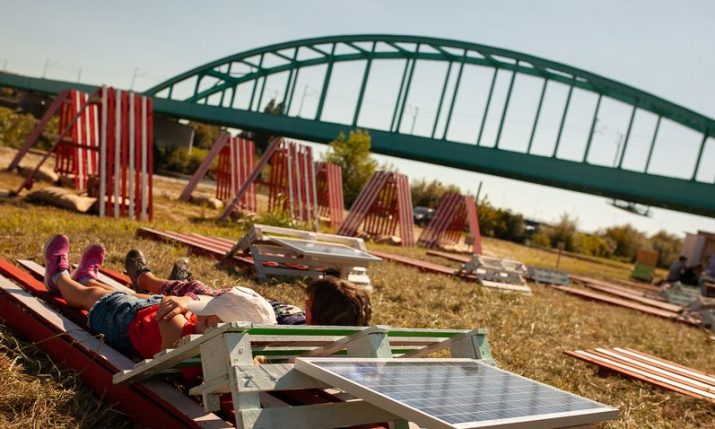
[128,304,197,359]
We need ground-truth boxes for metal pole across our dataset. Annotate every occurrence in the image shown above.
[618,105,637,168]
[644,116,661,173]
[285,67,300,114]
[352,42,376,126]
[42,58,50,78]
[391,58,412,131]
[442,51,467,140]
[432,61,453,138]
[527,79,548,154]
[692,132,709,181]
[552,83,574,157]
[248,54,265,111]
[315,44,337,120]
[131,67,140,91]
[395,53,418,132]
[494,64,518,148]
[476,67,498,146]
[583,94,602,162]
[76,68,82,83]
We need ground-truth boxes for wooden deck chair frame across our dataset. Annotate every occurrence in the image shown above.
[113,322,494,429]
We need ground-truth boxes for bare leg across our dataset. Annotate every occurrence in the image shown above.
[136,271,167,294]
[84,278,117,293]
[56,274,112,310]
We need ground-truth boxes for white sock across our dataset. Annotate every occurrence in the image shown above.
[52,270,70,284]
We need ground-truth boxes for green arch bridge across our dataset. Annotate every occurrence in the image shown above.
[1,35,714,216]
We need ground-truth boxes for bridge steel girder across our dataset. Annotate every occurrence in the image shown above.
[152,98,715,218]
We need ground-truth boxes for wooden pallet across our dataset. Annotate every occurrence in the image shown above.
[0,258,228,429]
[566,347,715,403]
[549,285,699,325]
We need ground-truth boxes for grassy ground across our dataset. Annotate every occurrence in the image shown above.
[0,156,713,427]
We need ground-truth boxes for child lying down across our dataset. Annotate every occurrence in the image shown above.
[43,234,371,359]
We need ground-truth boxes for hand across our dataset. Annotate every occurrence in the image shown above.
[155,296,191,321]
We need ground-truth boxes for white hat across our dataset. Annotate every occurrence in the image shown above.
[187,286,277,325]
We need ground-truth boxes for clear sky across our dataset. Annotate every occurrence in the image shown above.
[2,0,715,236]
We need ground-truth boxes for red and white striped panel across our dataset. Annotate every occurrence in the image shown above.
[55,90,99,191]
[338,171,389,237]
[266,140,319,228]
[417,192,462,249]
[338,171,414,246]
[216,137,257,211]
[417,193,482,254]
[98,87,153,221]
[315,162,345,228]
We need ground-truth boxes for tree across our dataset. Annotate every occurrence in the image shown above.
[411,178,461,208]
[546,214,579,251]
[323,129,378,207]
[600,224,649,260]
[649,230,683,268]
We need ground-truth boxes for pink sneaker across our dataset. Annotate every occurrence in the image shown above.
[72,244,106,285]
[43,235,70,293]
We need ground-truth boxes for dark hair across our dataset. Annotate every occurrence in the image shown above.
[306,276,371,326]
[679,256,688,261]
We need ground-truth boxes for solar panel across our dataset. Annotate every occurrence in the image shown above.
[295,358,618,429]
[268,237,381,262]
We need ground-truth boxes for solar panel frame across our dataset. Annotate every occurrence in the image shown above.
[294,358,618,429]
[267,236,382,262]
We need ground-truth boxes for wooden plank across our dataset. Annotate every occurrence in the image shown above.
[241,400,400,429]
[580,281,682,313]
[369,250,456,276]
[571,274,659,293]
[549,285,699,325]
[566,349,715,403]
[615,347,715,387]
[426,250,470,263]
[591,348,715,394]
[113,322,253,384]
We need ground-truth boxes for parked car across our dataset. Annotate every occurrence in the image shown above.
[413,206,435,226]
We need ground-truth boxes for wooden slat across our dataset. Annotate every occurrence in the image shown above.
[566,349,715,403]
[426,250,471,263]
[580,281,682,312]
[571,274,659,293]
[550,285,699,325]
[369,250,456,276]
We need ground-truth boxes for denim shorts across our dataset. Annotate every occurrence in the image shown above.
[87,291,162,355]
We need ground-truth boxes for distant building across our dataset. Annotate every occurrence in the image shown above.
[681,230,715,264]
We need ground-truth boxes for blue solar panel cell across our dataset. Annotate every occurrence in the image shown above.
[295,358,617,429]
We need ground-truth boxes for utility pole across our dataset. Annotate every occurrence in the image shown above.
[297,84,312,117]
[76,67,82,83]
[2,59,7,72]
[130,67,139,90]
[409,105,419,134]
[42,58,51,78]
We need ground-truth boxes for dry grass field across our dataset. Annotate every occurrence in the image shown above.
[0,151,713,428]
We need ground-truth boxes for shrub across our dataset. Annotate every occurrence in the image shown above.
[411,178,461,209]
[530,232,551,248]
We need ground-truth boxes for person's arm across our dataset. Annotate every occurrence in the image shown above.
[155,295,194,321]
[158,312,189,351]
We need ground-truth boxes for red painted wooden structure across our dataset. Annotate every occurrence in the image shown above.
[220,137,319,230]
[179,133,258,212]
[265,141,319,227]
[216,136,256,208]
[10,87,153,221]
[315,162,345,228]
[338,171,415,247]
[566,347,715,403]
[0,258,226,429]
[55,90,100,191]
[417,192,482,254]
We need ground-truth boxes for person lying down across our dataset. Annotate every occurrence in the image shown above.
[43,234,372,360]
